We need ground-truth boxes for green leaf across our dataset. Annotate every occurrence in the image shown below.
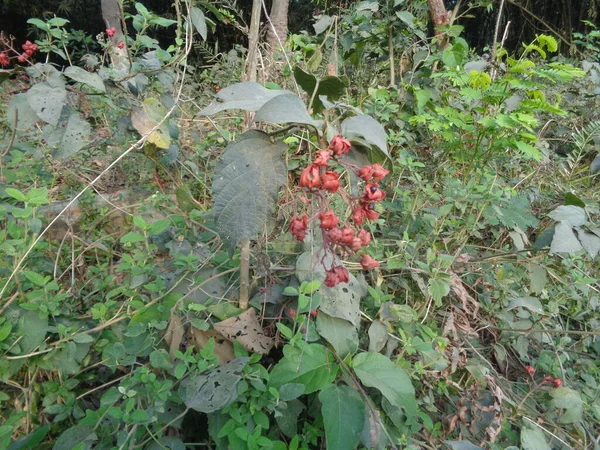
[275,399,304,438]
[7,93,40,131]
[72,333,94,344]
[120,232,146,244]
[550,387,583,423]
[564,192,585,208]
[445,441,484,450]
[352,352,417,416]
[131,98,171,149]
[313,15,333,34]
[8,425,50,450]
[54,113,91,159]
[269,344,338,393]
[318,385,365,450]
[179,357,250,412]
[129,409,150,423]
[4,188,26,202]
[27,82,67,126]
[591,153,600,174]
[212,131,287,249]
[254,93,322,129]
[428,277,451,304]
[52,425,96,450]
[293,66,348,113]
[148,219,171,236]
[506,296,544,314]
[341,115,390,168]
[63,66,106,92]
[190,7,207,41]
[150,349,173,370]
[316,313,358,358]
[520,426,550,450]
[278,383,305,401]
[199,82,292,116]
[146,437,186,450]
[442,42,467,68]
[576,229,600,258]
[550,221,583,254]
[548,205,586,227]
[27,18,49,31]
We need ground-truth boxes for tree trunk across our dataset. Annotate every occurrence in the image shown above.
[428,0,450,45]
[266,0,290,53]
[100,0,129,71]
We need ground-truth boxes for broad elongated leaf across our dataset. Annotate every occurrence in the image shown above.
[7,93,40,131]
[548,205,586,226]
[52,425,96,450]
[131,98,171,149]
[341,115,390,167]
[212,130,287,249]
[319,385,365,450]
[190,7,207,41]
[269,344,338,393]
[506,296,544,314]
[254,93,322,129]
[179,357,250,412]
[352,352,417,416]
[199,82,292,116]
[550,221,583,254]
[64,66,105,92]
[550,387,583,423]
[293,66,348,113]
[316,312,358,358]
[27,82,66,126]
[54,113,91,159]
[520,427,551,450]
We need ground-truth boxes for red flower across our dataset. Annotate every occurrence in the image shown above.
[329,135,351,155]
[319,210,339,229]
[357,229,371,247]
[525,365,535,377]
[360,254,379,270]
[358,165,374,181]
[0,52,10,67]
[313,149,331,167]
[371,164,390,181]
[363,183,386,202]
[117,41,125,49]
[106,27,117,37]
[324,265,349,287]
[299,164,321,189]
[17,54,27,63]
[321,171,340,193]
[364,204,380,221]
[310,309,319,318]
[352,207,366,225]
[22,41,38,54]
[553,378,563,388]
[289,216,308,241]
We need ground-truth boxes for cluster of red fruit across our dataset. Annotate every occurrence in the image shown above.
[0,40,38,67]
[525,365,563,388]
[289,134,390,287]
[105,28,125,49]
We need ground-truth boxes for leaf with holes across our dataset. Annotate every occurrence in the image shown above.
[131,98,171,149]
[319,385,365,450]
[255,93,322,129]
[341,115,390,168]
[214,308,275,354]
[199,82,292,116]
[27,82,67,126]
[179,357,250,412]
[212,130,287,249]
[54,113,91,159]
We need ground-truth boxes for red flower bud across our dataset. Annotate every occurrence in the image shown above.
[364,205,380,221]
[319,210,339,229]
[553,378,562,388]
[313,149,331,167]
[358,165,374,181]
[525,365,535,377]
[106,27,117,37]
[299,164,321,189]
[117,41,125,49]
[357,229,371,247]
[371,164,390,181]
[544,375,553,383]
[17,54,27,63]
[321,171,340,193]
[0,52,10,67]
[352,207,366,225]
[289,215,308,241]
[327,227,343,243]
[363,183,386,202]
[360,254,379,270]
[339,227,354,245]
[350,237,362,252]
[324,265,349,287]
[310,309,319,318]
[329,135,351,155]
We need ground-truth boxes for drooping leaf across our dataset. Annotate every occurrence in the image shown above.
[520,426,551,450]
[27,82,67,126]
[190,7,207,41]
[179,357,250,412]
[131,98,171,149]
[313,15,333,34]
[199,82,292,116]
[548,205,586,227]
[319,385,365,450]
[341,115,390,167]
[52,425,96,450]
[293,66,348,113]
[550,387,583,423]
[254,93,322,129]
[212,130,287,249]
[316,312,358,358]
[269,344,338,393]
[6,93,40,131]
[550,221,584,254]
[352,352,417,416]
[63,66,106,92]
[54,113,91,159]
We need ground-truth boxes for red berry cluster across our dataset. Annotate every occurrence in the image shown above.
[289,134,390,287]
[0,39,38,67]
[106,28,117,38]
[525,366,563,388]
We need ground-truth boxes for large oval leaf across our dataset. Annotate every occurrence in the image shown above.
[341,115,390,167]
[27,82,67,126]
[212,130,287,249]
[199,82,292,116]
[64,66,106,92]
[254,93,322,129]
[319,385,365,450]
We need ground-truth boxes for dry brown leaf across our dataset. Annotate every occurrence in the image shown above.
[164,315,184,360]
[450,272,479,318]
[214,308,274,355]
[187,328,235,366]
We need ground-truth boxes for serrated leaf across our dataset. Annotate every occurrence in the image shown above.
[199,82,292,116]
[52,425,96,450]
[550,387,583,423]
[550,221,584,254]
[319,385,365,450]
[27,82,66,126]
[131,98,171,149]
[316,313,358,358]
[179,357,249,412]
[341,115,390,167]
[212,130,287,249]
[548,205,586,226]
[190,7,207,41]
[352,352,417,416]
[254,93,322,129]
[269,344,338,393]
[64,66,106,92]
[293,66,348,113]
[520,426,551,450]
[54,113,91,159]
